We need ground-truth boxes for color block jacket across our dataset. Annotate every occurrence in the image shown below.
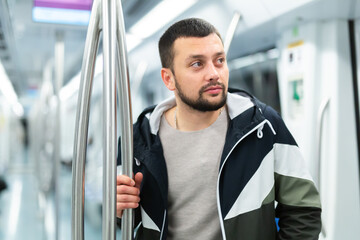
[119,90,321,240]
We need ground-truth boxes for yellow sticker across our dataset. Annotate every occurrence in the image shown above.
[287,40,304,49]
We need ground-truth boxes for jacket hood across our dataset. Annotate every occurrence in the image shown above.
[147,91,255,135]
[132,89,270,155]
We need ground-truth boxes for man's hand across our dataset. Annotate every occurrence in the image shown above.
[116,172,143,218]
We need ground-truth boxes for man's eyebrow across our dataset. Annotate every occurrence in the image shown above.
[214,51,226,57]
[185,54,206,61]
[185,52,226,61]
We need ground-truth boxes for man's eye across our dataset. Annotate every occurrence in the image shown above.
[191,62,202,67]
[217,58,225,64]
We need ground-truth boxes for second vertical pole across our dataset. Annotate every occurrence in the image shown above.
[102,0,118,239]
[116,0,134,239]
[54,30,65,240]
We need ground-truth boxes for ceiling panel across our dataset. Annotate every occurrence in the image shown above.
[223,0,271,28]
[261,0,315,17]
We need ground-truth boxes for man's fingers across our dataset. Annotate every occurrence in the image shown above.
[134,172,143,189]
[116,202,139,218]
[117,202,139,211]
[117,185,139,195]
[116,194,140,203]
[117,175,135,186]
[116,173,142,218]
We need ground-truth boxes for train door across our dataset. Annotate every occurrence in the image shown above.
[277,19,360,239]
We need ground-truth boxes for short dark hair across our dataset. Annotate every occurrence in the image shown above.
[158,18,222,71]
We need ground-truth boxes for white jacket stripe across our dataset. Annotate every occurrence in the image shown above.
[274,143,313,181]
[224,149,275,220]
[141,207,160,232]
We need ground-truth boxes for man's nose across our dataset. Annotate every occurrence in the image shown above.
[205,63,220,81]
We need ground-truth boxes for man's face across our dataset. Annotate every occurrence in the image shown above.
[170,33,229,112]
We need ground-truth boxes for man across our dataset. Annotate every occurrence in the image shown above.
[116,18,321,240]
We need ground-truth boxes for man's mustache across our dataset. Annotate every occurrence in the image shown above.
[199,82,226,94]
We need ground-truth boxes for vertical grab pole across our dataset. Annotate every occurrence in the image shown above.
[54,30,65,240]
[224,11,241,55]
[102,0,118,239]
[316,97,330,238]
[116,0,134,239]
[316,97,330,191]
[71,0,101,239]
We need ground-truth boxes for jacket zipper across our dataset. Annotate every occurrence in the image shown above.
[159,210,166,240]
[216,120,276,239]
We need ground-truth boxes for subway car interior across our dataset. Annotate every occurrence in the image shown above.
[0,0,360,239]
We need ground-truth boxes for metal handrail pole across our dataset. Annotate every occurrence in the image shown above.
[224,11,241,55]
[102,0,118,239]
[316,97,330,237]
[54,30,65,240]
[116,0,134,239]
[316,97,330,191]
[71,0,101,239]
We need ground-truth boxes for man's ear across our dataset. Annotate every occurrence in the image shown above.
[161,68,176,91]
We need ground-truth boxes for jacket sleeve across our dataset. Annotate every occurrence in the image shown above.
[275,165,322,240]
[266,107,322,240]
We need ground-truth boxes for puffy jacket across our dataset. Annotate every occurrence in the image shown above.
[119,89,321,240]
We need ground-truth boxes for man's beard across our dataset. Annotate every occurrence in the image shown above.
[174,78,227,112]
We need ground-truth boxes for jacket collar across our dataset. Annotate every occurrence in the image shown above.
[146,92,255,135]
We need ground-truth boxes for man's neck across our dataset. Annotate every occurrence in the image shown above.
[165,101,224,132]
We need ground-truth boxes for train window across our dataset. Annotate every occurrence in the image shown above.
[228,49,281,114]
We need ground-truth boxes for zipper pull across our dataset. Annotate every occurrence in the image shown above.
[257,125,264,139]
